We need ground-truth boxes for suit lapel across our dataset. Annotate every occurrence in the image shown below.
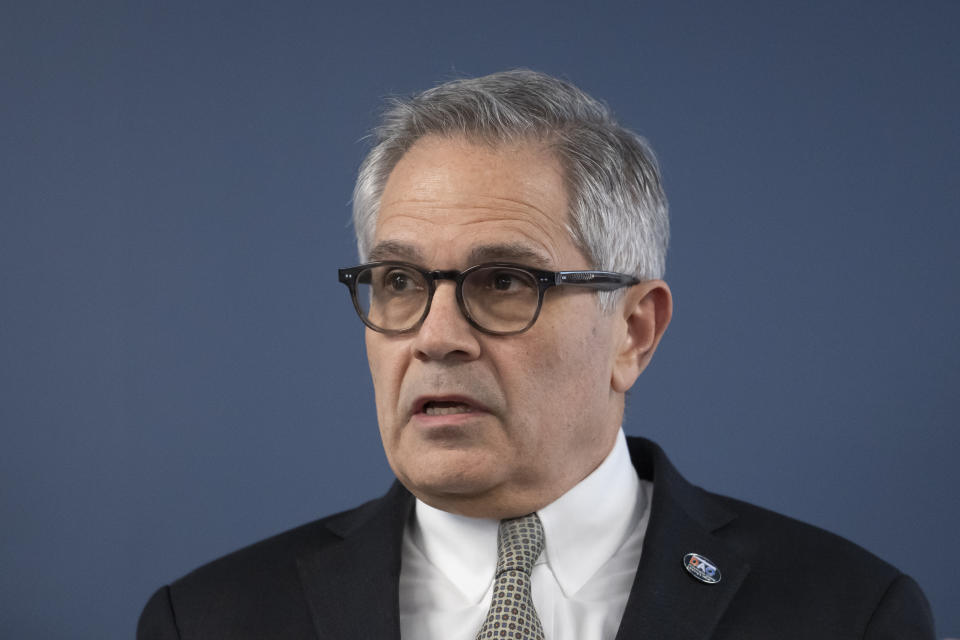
[296,482,413,640]
[615,438,751,640]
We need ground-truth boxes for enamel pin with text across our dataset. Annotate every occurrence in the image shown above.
[683,553,721,584]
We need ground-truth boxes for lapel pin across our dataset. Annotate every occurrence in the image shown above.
[683,552,721,584]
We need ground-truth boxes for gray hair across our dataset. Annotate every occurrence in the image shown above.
[352,69,669,309]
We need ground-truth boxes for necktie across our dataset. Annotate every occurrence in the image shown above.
[475,513,545,639]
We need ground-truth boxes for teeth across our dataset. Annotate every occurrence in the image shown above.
[424,404,474,416]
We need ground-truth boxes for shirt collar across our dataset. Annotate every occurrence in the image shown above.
[409,428,644,603]
[409,494,499,604]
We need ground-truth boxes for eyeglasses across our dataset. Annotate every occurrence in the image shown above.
[338,261,641,336]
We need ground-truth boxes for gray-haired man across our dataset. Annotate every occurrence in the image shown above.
[139,70,935,639]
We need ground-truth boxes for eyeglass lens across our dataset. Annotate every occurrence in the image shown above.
[354,264,541,333]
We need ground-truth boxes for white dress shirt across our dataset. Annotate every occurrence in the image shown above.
[399,429,653,640]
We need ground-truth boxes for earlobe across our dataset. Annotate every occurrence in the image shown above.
[610,281,672,393]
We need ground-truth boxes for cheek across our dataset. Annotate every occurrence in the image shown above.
[550,322,614,411]
[506,328,609,426]
[536,310,612,377]
[365,336,403,421]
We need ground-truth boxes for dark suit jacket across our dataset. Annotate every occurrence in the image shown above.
[138,437,935,639]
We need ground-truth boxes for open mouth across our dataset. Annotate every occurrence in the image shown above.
[420,400,476,416]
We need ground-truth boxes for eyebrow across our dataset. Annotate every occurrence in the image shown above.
[366,240,554,270]
[466,243,553,269]
[367,240,424,263]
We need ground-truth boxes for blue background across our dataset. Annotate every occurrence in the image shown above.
[2,1,957,637]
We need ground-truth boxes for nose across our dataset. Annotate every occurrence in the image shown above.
[411,281,482,362]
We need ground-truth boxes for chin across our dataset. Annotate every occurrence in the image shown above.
[406,465,497,496]
[396,455,504,504]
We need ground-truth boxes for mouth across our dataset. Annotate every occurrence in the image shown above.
[412,396,487,418]
[422,400,475,416]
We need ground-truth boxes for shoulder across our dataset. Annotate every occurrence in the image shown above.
[173,495,374,590]
[138,488,406,639]
[625,436,934,637]
[709,490,897,579]
[703,491,935,638]
[630,435,907,587]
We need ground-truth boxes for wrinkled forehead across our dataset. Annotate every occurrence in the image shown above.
[369,135,586,270]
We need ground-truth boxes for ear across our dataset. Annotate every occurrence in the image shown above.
[611,280,673,393]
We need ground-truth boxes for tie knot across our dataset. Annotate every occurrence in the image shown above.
[495,513,544,576]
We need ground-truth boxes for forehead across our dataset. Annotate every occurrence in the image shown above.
[371,135,585,269]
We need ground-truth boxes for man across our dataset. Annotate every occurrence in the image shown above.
[138,70,935,639]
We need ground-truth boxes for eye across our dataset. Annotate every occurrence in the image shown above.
[493,272,515,291]
[477,267,535,294]
[376,266,422,296]
[385,270,410,292]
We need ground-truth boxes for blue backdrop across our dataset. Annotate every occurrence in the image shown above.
[2,1,957,637]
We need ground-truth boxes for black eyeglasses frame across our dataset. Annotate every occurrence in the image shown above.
[337,261,642,336]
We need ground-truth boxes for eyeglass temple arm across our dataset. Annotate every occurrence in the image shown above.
[555,271,641,290]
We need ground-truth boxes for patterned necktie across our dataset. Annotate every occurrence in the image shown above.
[475,513,546,640]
